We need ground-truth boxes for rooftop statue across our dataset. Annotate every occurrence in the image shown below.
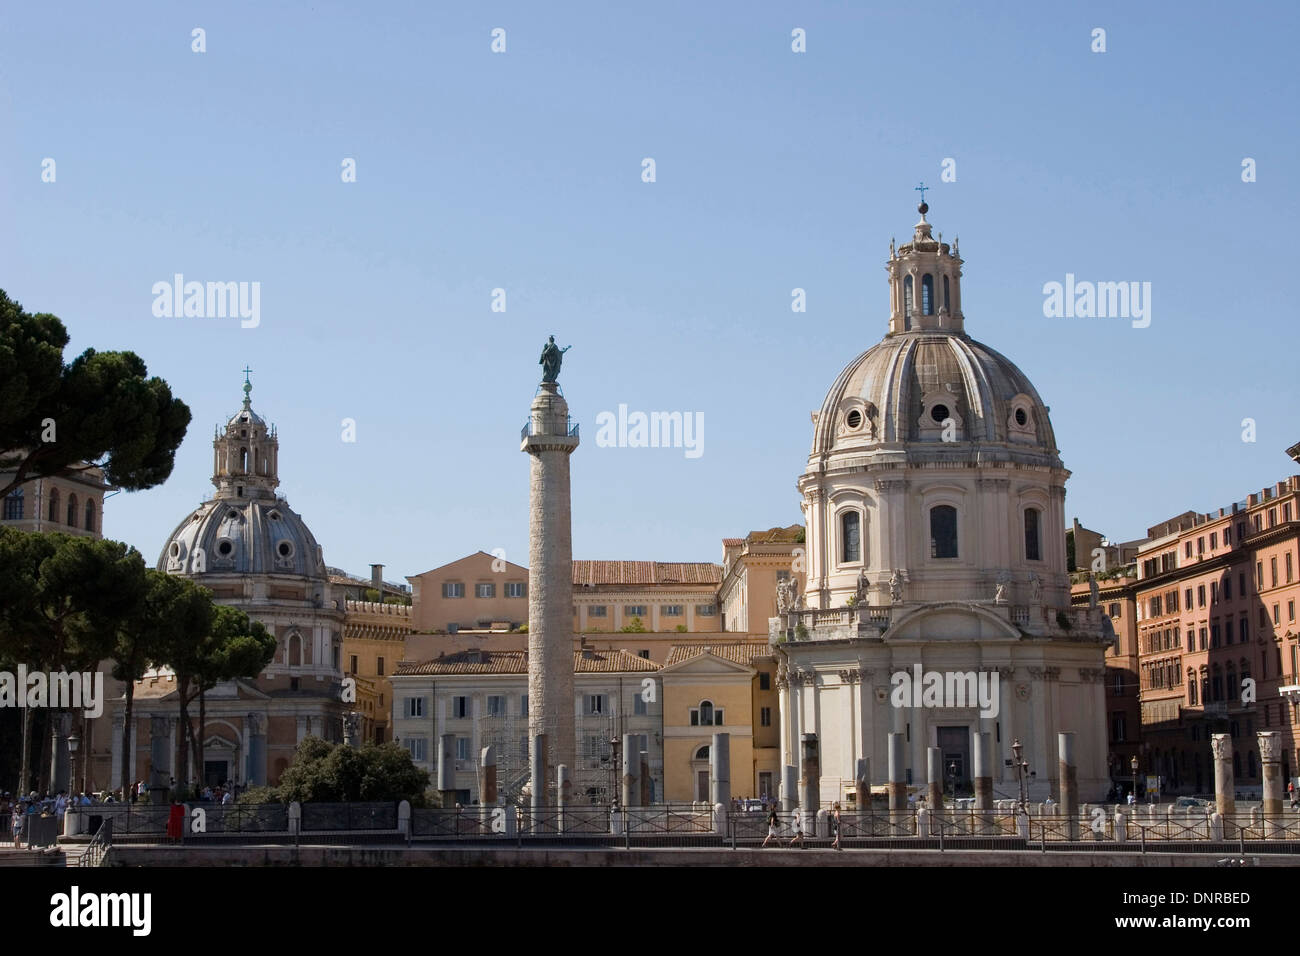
[540,335,572,383]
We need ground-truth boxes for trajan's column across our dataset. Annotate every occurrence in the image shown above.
[521,336,578,799]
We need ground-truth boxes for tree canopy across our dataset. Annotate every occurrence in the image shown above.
[0,289,191,499]
[243,736,431,806]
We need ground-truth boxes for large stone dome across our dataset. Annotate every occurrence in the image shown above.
[810,329,1059,458]
[159,496,326,581]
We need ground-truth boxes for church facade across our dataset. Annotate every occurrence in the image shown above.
[774,202,1111,804]
[101,376,347,791]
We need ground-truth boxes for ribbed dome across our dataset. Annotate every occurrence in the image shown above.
[159,497,326,581]
[810,330,1057,457]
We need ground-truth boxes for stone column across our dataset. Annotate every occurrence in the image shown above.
[855,757,870,811]
[1059,732,1078,841]
[556,764,569,833]
[972,731,992,834]
[781,765,797,812]
[926,747,944,832]
[479,745,497,805]
[1258,731,1281,838]
[1211,734,1235,818]
[709,732,730,809]
[246,713,266,787]
[799,734,820,827]
[437,733,457,807]
[530,733,549,811]
[624,734,643,808]
[522,379,580,778]
[888,732,907,829]
[50,711,73,796]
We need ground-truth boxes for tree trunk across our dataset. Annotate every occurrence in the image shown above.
[121,681,135,796]
[175,676,191,796]
[19,706,30,795]
[197,685,207,789]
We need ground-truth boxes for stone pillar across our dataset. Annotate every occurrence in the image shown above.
[522,379,580,778]
[709,733,730,810]
[342,711,360,748]
[1059,732,1078,841]
[781,765,798,812]
[246,713,266,787]
[624,734,643,808]
[149,715,171,805]
[530,734,549,811]
[1211,733,1235,818]
[855,757,870,810]
[437,733,457,807]
[1258,731,1282,838]
[639,755,651,807]
[50,711,73,796]
[888,732,907,828]
[479,745,497,805]
[972,731,992,813]
[926,747,944,832]
[556,764,569,833]
[799,733,820,825]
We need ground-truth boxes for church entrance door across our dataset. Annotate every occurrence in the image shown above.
[936,726,971,796]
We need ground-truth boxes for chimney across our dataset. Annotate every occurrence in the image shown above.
[370,563,384,594]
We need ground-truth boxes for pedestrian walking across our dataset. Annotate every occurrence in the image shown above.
[831,803,842,850]
[761,807,780,847]
[788,807,804,848]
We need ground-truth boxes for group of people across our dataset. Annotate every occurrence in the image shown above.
[7,790,106,848]
[760,802,845,850]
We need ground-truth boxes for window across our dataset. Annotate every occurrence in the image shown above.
[1211,623,1220,648]
[841,511,862,563]
[662,605,683,616]
[589,605,607,617]
[1289,552,1295,583]
[1224,577,1232,601]
[404,738,427,762]
[1210,532,1218,549]
[759,672,771,691]
[1240,617,1249,643]
[921,274,934,315]
[1271,557,1279,588]
[1024,507,1042,561]
[1199,628,1207,651]
[47,488,59,522]
[1289,600,1295,622]
[1197,537,1204,555]
[761,706,772,727]
[1184,588,1193,609]
[904,274,914,318]
[506,581,527,598]
[625,605,647,617]
[1239,572,1246,595]
[475,582,496,598]
[455,737,470,761]
[1270,508,1278,527]
[637,649,650,659]
[943,275,950,311]
[690,700,724,727]
[930,505,958,559]
[634,693,648,716]
[1188,678,1198,706]
[584,694,607,716]
[442,582,465,598]
[1197,585,1206,608]
[520,694,528,717]
[453,696,469,718]
[84,499,95,533]
[376,656,385,676]
[1257,562,1264,589]
[287,633,302,667]
[1211,582,1219,604]
[1184,542,1192,558]
[2,489,22,521]
[1225,620,1233,643]
[1273,604,1281,626]
[1287,503,1294,522]
[485,695,505,717]
[1225,526,1232,544]
[695,604,716,616]
[404,697,425,718]
[349,655,358,675]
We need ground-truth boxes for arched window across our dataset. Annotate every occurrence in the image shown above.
[700,701,713,725]
[1248,751,1257,778]
[1188,674,1198,706]
[47,488,59,522]
[1024,507,1042,561]
[2,488,23,521]
[930,505,958,559]
[66,493,78,528]
[943,275,950,312]
[841,511,861,563]
[84,499,96,534]
[694,745,710,760]
[287,633,302,667]
[903,275,914,319]
[921,274,934,315]
[240,447,249,473]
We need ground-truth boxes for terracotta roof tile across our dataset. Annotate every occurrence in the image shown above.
[572,560,723,586]
[395,647,660,676]
[665,643,768,666]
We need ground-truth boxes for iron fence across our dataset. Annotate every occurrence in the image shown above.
[300,802,396,832]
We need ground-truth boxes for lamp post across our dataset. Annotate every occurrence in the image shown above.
[1012,739,1029,815]
[948,760,958,804]
[1130,754,1140,803]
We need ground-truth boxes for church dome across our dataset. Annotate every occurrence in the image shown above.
[158,372,326,583]
[159,496,326,580]
[810,330,1058,456]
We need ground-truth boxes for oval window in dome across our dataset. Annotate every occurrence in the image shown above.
[277,541,293,558]
[931,404,950,424]
[1015,408,1028,427]
[846,409,862,430]
[217,540,234,557]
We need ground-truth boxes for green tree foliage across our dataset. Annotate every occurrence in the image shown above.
[1065,529,1076,573]
[244,736,430,806]
[0,289,191,499]
[619,616,647,633]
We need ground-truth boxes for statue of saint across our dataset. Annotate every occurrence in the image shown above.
[539,336,571,383]
[1028,572,1042,605]
[889,570,904,604]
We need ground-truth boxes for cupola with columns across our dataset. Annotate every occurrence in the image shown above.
[887,188,964,335]
[212,369,280,500]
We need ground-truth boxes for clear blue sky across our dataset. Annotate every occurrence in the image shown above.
[2,1,1296,581]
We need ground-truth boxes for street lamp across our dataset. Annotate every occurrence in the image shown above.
[948,761,958,804]
[1130,754,1140,803]
[1011,739,1029,815]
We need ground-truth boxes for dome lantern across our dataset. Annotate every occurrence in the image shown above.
[887,195,964,335]
[212,368,280,500]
